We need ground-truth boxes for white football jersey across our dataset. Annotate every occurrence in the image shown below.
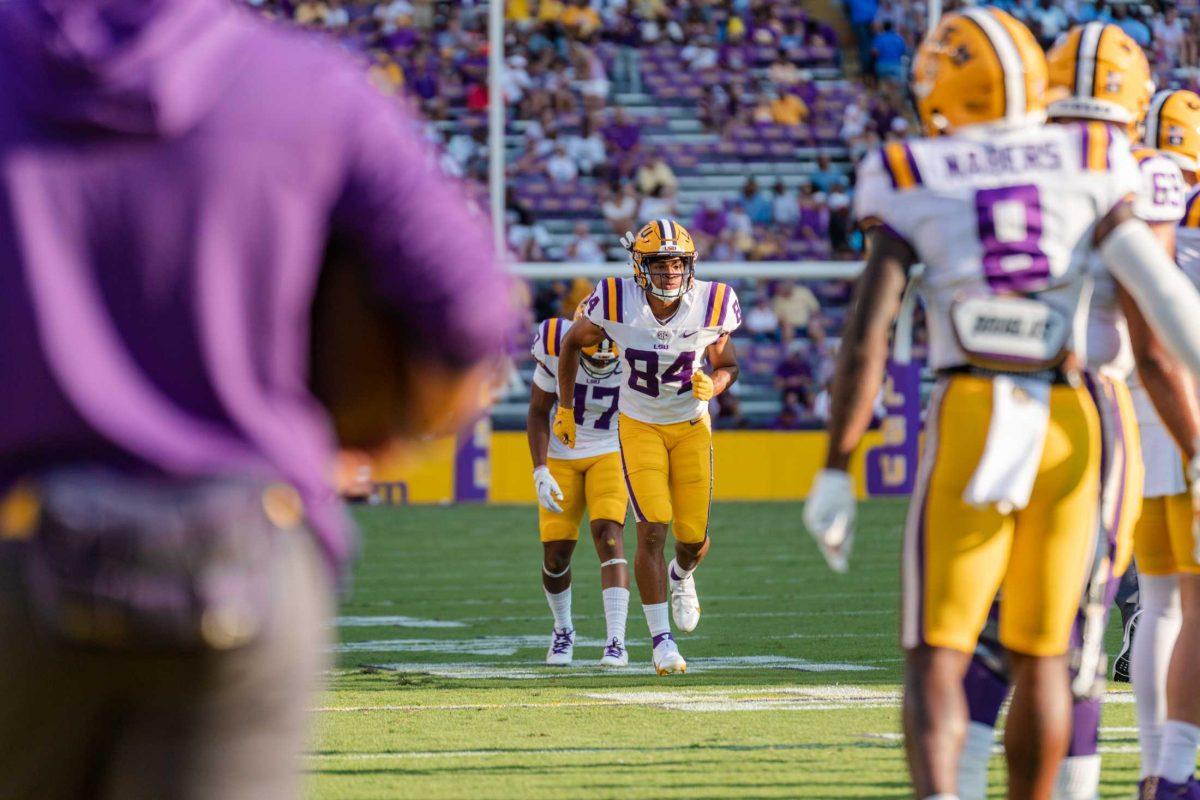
[1088,147,1187,378]
[1132,184,1200,497]
[583,276,741,425]
[854,122,1140,372]
[531,317,623,460]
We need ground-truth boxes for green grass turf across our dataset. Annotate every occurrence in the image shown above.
[310,500,1142,799]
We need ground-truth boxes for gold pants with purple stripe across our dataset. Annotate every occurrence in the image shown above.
[903,375,1101,657]
[617,412,712,544]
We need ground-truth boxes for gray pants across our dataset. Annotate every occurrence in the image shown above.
[0,531,332,800]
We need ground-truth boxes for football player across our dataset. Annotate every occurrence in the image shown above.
[955,25,1199,800]
[804,9,1200,799]
[528,309,631,667]
[554,220,741,675]
[1130,89,1200,799]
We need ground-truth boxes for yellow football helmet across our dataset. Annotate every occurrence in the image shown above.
[572,301,619,377]
[1046,23,1153,132]
[1144,89,1200,172]
[625,219,697,301]
[911,7,1047,136]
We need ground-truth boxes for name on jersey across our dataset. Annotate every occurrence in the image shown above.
[943,143,1062,180]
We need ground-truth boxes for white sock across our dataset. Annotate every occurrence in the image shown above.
[1132,574,1182,778]
[957,721,995,800]
[1052,754,1101,800]
[643,601,671,639]
[602,587,629,644]
[1157,720,1200,783]
[545,586,572,630]
[668,558,694,581]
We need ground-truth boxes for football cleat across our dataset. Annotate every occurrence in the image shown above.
[668,562,701,633]
[599,638,628,667]
[652,637,687,676]
[911,7,1046,136]
[545,627,575,666]
[1112,608,1141,683]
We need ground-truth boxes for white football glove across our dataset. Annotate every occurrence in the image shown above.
[803,469,856,573]
[619,230,635,253]
[1188,450,1200,562]
[533,465,564,514]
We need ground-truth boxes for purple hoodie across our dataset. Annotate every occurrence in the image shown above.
[0,0,514,570]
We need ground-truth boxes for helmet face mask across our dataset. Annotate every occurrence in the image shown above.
[627,219,699,303]
[581,338,619,378]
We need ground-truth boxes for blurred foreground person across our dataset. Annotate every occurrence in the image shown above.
[0,0,512,798]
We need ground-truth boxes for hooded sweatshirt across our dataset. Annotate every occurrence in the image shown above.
[0,0,514,570]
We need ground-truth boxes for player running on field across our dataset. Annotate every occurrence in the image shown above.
[804,8,1200,799]
[528,308,631,667]
[555,220,741,676]
[955,25,1198,800]
[1129,89,1200,800]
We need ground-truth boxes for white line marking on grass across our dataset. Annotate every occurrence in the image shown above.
[353,655,879,680]
[335,616,467,628]
[335,634,630,656]
[308,743,821,761]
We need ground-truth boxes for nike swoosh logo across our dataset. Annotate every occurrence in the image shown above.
[681,330,698,338]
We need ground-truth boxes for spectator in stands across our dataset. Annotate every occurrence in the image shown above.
[828,179,853,255]
[701,83,734,132]
[870,20,907,83]
[603,108,641,154]
[807,316,838,385]
[772,180,800,228]
[772,281,821,342]
[636,155,678,198]
[750,229,786,261]
[768,54,803,89]
[726,202,755,256]
[567,115,607,176]
[771,401,806,430]
[682,34,720,70]
[745,296,782,342]
[545,144,579,184]
[841,95,872,147]
[509,207,551,261]
[849,0,880,75]
[739,178,775,226]
[692,198,728,241]
[775,344,815,409]
[566,222,606,263]
[601,183,638,235]
[374,0,413,33]
[503,54,533,107]
[637,184,676,222]
[810,154,841,194]
[294,0,328,26]
[794,185,830,246]
[1153,7,1187,69]
[758,89,809,127]
[574,43,610,112]
[368,50,405,93]
[562,0,602,38]
[1106,1,1151,48]
[1029,0,1070,45]
[561,276,595,316]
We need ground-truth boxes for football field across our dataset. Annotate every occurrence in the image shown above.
[311,500,1142,799]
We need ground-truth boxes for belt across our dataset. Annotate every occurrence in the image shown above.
[936,363,1079,387]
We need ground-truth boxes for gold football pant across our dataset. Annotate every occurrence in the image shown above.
[538,452,628,542]
[903,375,1101,657]
[617,412,713,544]
[1134,492,1200,575]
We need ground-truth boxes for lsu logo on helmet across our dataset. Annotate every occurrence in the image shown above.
[1144,89,1200,172]
[624,219,698,302]
[912,7,1047,136]
[1046,23,1153,132]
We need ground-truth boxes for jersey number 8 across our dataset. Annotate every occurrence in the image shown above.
[976,184,1051,293]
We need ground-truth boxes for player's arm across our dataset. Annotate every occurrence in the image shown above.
[554,319,606,447]
[696,334,739,400]
[824,226,914,470]
[1117,219,1200,460]
[803,225,913,573]
[527,379,558,469]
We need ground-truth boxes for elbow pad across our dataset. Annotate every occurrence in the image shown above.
[1101,218,1200,380]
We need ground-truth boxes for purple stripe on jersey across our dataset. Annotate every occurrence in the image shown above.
[704,282,718,325]
[538,361,554,379]
[964,659,1009,727]
[618,438,646,523]
[716,285,729,328]
[903,144,923,185]
[1101,126,1112,170]
[541,320,552,357]
[1079,123,1091,171]
[600,279,610,321]
[554,319,563,354]
[614,279,623,323]
[878,146,900,189]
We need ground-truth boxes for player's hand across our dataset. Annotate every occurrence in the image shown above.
[533,465,564,513]
[552,406,576,449]
[1188,451,1200,562]
[803,469,856,574]
[619,230,635,252]
[691,370,714,402]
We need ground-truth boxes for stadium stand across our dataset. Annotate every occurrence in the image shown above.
[245,0,1179,427]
